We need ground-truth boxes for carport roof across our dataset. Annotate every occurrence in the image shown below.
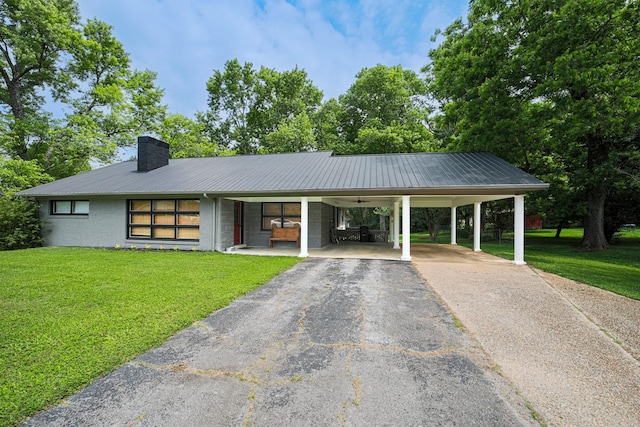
[18,150,548,197]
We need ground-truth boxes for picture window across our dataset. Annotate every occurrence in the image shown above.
[127,199,200,240]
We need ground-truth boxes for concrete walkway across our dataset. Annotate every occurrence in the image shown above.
[23,258,531,426]
[412,244,640,427]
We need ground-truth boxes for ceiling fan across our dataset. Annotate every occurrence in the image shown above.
[351,197,370,204]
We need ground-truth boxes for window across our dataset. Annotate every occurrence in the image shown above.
[128,199,200,240]
[52,200,90,215]
[262,202,301,230]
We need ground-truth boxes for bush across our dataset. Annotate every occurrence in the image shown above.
[0,196,44,250]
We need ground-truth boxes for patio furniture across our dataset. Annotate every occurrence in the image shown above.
[269,224,300,248]
[334,228,388,242]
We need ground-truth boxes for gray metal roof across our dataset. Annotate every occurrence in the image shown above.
[18,151,548,197]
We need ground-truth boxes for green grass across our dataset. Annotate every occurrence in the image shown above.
[0,248,300,426]
[449,228,640,300]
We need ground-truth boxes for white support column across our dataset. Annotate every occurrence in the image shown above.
[473,202,482,252]
[401,196,411,261]
[393,200,400,249]
[513,195,526,265]
[299,197,309,257]
[450,206,457,245]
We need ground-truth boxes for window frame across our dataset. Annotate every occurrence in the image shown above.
[51,200,90,216]
[261,202,301,230]
[127,199,200,241]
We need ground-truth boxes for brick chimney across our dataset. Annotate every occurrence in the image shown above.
[137,136,169,172]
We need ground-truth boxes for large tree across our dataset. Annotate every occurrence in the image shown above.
[203,59,322,154]
[0,0,165,180]
[331,64,435,154]
[426,0,640,251]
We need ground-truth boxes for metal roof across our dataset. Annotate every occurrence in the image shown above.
[18,151,548,197]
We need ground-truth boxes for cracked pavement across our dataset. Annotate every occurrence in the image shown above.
[23,258,531,426]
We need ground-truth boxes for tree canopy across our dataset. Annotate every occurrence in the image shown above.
[202,59,322,154]
[323,64,436,154]
[425,0,640,250]
[0,0,165,183]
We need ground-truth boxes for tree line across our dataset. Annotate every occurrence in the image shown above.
[1,0,638,251]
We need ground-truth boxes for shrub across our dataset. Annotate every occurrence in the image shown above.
[0,196,44,250]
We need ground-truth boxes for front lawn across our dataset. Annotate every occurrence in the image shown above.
[449,228,639,300]
[0,248,299,426]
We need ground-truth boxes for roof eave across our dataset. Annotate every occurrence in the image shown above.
[17,184,549,199]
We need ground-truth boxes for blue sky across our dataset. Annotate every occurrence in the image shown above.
[77,0,469,117]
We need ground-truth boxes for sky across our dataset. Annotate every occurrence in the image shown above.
[77,0,470,118]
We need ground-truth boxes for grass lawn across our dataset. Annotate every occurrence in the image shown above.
[413,228,640,300]
[0,248,300,426]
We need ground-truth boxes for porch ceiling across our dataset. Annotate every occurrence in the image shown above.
[228,193,516,208]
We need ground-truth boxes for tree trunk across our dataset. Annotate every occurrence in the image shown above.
[6,79,29,160]
[429,223,441,241]
[580,135,610,251]
[555,219,566,238]
[555,224,562,238]
[581,182,609,251]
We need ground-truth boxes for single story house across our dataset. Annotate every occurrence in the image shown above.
[18,136,549,263]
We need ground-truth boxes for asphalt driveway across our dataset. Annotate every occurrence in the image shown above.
[23,258,530,426]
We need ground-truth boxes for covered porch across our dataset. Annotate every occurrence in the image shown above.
[229,193,528,264]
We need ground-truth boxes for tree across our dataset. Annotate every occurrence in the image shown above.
[203,59,257,153]
[0,158,51,251]
[425,208,449,242]
[426,0,640,251]
[0,1,166,179]
[312,98,345,151]
[263,111,316,153]
[159,113,233,158]
[0,195,43,250]
[409,208,449,240]
[0,158,53,194]
[203,59,323,154]
[333,64,434,154]
[354,122,436,154]
[252,66,323,139]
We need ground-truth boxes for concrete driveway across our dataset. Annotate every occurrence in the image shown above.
[411,244,640,427]
[23,258,531,426]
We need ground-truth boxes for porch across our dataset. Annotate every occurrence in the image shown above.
[230,194,528,264]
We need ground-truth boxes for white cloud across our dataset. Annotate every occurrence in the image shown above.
[76,0,469,116]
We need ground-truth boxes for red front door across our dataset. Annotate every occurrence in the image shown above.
[234,201,243,245]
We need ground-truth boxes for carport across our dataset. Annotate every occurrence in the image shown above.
[232,190,536,264]
[229,148,548,264]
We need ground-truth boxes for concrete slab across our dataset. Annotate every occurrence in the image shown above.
[22,258,531,427]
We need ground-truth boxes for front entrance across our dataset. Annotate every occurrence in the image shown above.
[234,201,243,245]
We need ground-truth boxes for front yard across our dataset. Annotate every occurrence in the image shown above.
[2,230,639,425]
[0,248,299,426]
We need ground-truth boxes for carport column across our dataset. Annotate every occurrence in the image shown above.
[299,197,309,257]
[401,196,411,261]
[513,195,526,265]
[393,200,400,249]
[450,207,457,245]
[473,202,482,252]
